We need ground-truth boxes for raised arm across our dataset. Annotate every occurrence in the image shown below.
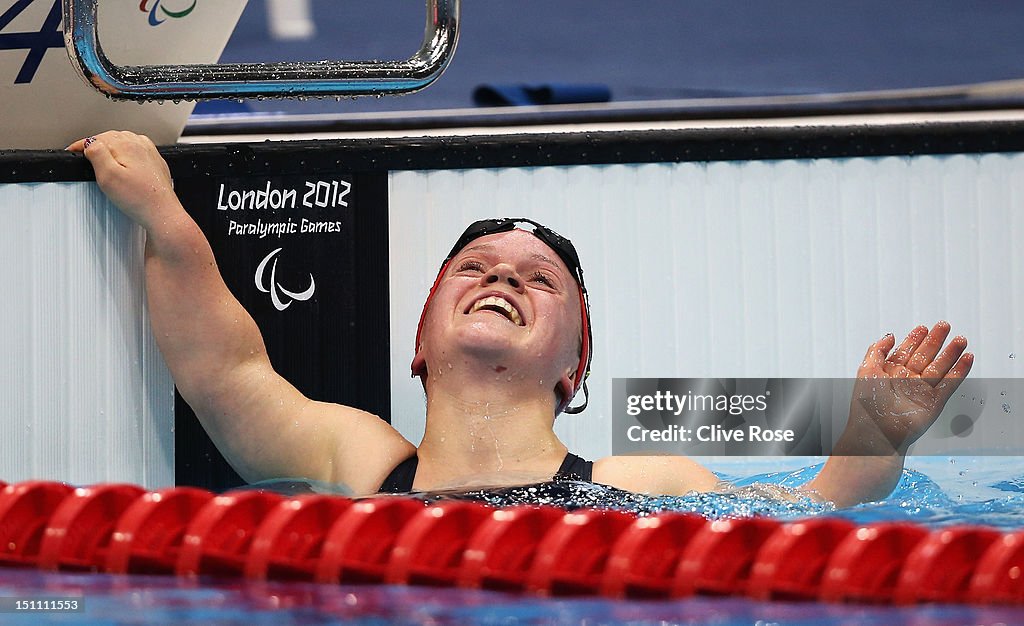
[804,322,973,507]
[69,131,413,493]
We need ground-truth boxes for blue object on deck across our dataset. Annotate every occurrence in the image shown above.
[473,84,612,106]
[192,100,252,115]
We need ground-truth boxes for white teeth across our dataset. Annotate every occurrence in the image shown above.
[470,296,523,325]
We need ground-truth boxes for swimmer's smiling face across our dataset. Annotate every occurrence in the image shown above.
[415,230,583,399]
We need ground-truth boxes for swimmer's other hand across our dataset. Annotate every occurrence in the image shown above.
[843,321,973,455]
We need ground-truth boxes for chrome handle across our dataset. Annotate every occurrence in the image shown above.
[61,0,460,100]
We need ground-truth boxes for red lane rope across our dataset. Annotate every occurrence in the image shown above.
[0,479,1021,605]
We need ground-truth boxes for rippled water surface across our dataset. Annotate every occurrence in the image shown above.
[422,456,1024,529]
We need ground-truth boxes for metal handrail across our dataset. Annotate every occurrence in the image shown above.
[61,0,460,100]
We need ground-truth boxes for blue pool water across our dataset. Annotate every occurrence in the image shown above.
[721,456,1024,529]
[2,456,1023,625]
[2,569,1024,625]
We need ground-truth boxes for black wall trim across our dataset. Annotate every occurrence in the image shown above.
[3,120,1024,184]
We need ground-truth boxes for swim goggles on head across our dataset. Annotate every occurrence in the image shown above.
[413,218,592,414]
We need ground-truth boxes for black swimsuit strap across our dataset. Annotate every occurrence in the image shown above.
[556,452,594,482]
[377,451,593,493]
[377,454,419,493]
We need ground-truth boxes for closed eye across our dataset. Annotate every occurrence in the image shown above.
[457,260,484,273]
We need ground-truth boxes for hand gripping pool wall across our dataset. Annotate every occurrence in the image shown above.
[170,152,390,490]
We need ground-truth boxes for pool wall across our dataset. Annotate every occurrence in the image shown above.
[2,122,1023,488]
[0,182,174,487]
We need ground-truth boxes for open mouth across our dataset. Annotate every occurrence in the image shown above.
[467,295,524,326]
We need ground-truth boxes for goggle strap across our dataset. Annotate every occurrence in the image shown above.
[562,381,589,414]
[411,257,454,375]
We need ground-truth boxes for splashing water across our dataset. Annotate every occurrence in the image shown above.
[407,458,1024,529]
[426,473,834,520]
[241,457,1024,530]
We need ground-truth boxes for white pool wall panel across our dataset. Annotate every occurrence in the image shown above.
[388,154,1024,460]
[0,182,174,487]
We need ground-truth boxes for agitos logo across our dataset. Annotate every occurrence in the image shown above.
[139,0,197,26]
[255,248,316,312]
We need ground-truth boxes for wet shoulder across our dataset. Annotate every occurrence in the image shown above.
[593,455,722,496]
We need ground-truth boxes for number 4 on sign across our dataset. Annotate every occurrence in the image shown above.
[0,0,64,84]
